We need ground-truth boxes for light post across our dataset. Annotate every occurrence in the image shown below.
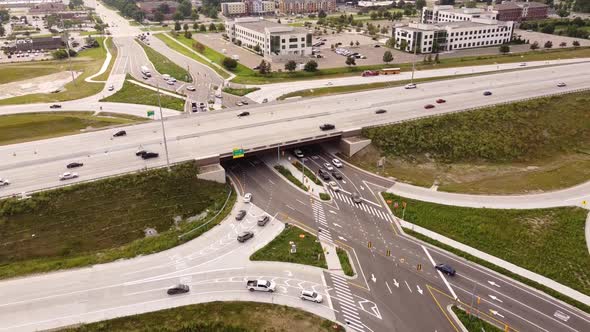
[156,84,171,171]
[410,32,419,84]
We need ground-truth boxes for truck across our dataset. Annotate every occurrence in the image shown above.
[246,279,276,292]
[140,65,151,77]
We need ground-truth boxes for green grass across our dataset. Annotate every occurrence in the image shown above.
[154,33,230,79]
[62,301,343,332]
[0,38,109,105]
[451,306,503,332]
[100,75,185,111]
[292,160,322,185]
[382,193,590,296]
[0,63,66,84]
[137,40,192,82]
[0,112,142,146]
[0,162,235,280]
[251,224,328,269]
[319,193,331,201]
[80,30,99,36]
[94,37,117,82]
[274,165,308,191]
[336,247,354,276]
[222,87,260,96]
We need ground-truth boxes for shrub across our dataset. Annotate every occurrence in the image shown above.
[222,57,237,70]
[319,193,331,201]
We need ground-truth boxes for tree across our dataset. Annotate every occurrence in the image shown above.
[434,53,439,63]
[191,11,199,21]
[355,40,360,47]
[0,25,4,37]
[216,23,225,32]
[318,10,327,18]
[222,57,237,70]
[427,54,432,63]
[499,44,510,54]
[382,50,394,63]
[350,41,354,47]
[154,11,164,23]
[399,39,408,51]
[345,56,356,66]
[173,12,184,22]
[541,24,555,34]
[304,60,318,72]
[199,24,206,32]
[209,22,216,31]
[465,1,477,8]
[530,41,540,50]
[386,37,395,48]
[416,0,426,9]
[253,44,261,53]
[193,41,205,53]
[557,8,569,17]
[158,3,170,14]
[178,0,192,18]
[184,30,192,39]
[258,60,269,74]
[174,21,181,31]
[193,22,199,30]
[285,60,297,72]
[68,0,83,9]
[559,41,567,47]
[573,40,580,47]
[544,40,553,48]
[183,23,189,31]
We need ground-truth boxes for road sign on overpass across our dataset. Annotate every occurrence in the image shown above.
[232,148,245,159]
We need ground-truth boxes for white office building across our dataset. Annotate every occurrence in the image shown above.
[421,5,498,24]
[226,17,312,59]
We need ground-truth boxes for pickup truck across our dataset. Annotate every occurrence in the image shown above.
[246,279,276,292]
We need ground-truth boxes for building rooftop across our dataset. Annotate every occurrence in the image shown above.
[494,2,520,10]
[404,19,512,31]
[234,17,309,34]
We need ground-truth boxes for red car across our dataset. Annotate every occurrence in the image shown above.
[436,99,446,103]
[424,104,435,109]
[362,70,379,77]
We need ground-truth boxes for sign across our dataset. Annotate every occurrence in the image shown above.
[393,202,399,209]
[386,249,391,257]
[417,264,421,271]
[368,241,372,248]
[147,110,155,117]
[402,201,407,208]
[232,148,245,159]
[386,200,392,204]
[299,234,305,238]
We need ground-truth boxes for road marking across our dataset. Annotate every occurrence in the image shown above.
[405,280,413,292]
[285,205,295,210]
[329,210,337,214]
[385,281,392,294]
[554,311,571,322]
[489,294,503,303]
[296,199,307,206]
[333,223,342,228]
[392,279,399,288]
[371,274,376,283]
[488,280,501,288]
[489,309,505,319]
[416,285,423,295]
[268,179,275,185]
[422,245,458,300]
[360,186,364,190]
[284,270,293,277]
[338,236,347,241]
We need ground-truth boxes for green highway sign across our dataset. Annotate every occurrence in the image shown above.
[232,148,245,159]
[147,110,155,117]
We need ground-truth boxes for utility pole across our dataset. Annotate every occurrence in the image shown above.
[60,13,76,86]
[156,84,171,171]
[410,32,419,84]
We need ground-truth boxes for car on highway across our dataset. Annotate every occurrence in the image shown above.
[257,215,270,226]
[241,100,249,105]
[519,62,526,67]
[331,171,342,180]
[300,290,323,303]
[375,109,387,114]
[167,284,190,295]
[404,83,417,89]
[557,82,567,87]
[142,75,149,80]
[66,162,84,169]
[236,209,247,221]
[332,159,343,168]
[236,101,244,106]
[49,104,62,109]
[186,86,196,91]
[328,181,340,192]
[483,91,492,96]
[323,162,334,171]
[424,104,435,109]
[166,80,174,85]
[113,130,127,137]
[352,192,362,204]
[435,263,456,276]
[436,99,446,103]
[59,172,78,181]
[0,178,10,187]
[108,84,114,91]
[135,149,147,156]
[244,193,252,203]
[294,149,304,158]
[141,152,159,159]
[238,111,250,117]
[318,169,331,181]
[237,231,254,243]
[320,124,335,131]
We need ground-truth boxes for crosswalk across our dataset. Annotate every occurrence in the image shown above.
[312,200,334,244]
[328,273,366,332]
[327,189,394,222]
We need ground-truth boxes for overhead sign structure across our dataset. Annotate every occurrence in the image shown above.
[232,148,244,159]
[147,110,155,117]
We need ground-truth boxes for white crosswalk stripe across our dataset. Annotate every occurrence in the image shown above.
[327,274,365,332]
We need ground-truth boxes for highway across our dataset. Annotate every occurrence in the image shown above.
[1,63,589,198]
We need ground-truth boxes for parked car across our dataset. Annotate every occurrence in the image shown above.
[59,172,78,181]
[66,162,83,169]
[300,290,323,303]
[113,130,127,137]
[436,99,446,103]
[320,123,335,131]
[404,83,417,89]
[424,104,435,109]
[293,149,304,158]
[352,192,362,204]
[435,263,456,276]
[331,171,343,180]
[557,82,567,87]
[49,104,62,109]
[236,210,247,221]
[262,98,268,103]
[244,193,252,203]
[167,284,190,295]
[332,159,343,168]
[238,111,250,117]
[323,162,334,171]
[318,169,330,181]
[108,84,114,91]
[246,279,276,292]
[483,91,492,96]
[375,109,387,114]
[237,231,254,243]
[0,178,10,187]
[257,215,270,226]
[328,181,340,192]
[186,85,196,91]
[141,152,159,159]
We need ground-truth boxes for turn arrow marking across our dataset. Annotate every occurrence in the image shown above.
[392,279,399,288]
[489,294,503,303]
[488,280,501,288]
[371,274,376,283]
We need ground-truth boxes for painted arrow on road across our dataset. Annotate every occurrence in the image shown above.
[489,294,503,303]
[392,279,399,288]
[488,280,501,288]
[371,274,377,283]
[338,236,347,241]
[284,270,293,277]
[489,309,504,318]
[416,285,423,295]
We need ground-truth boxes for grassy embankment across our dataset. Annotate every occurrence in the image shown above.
[137,40,192,82]
[94,37,118,82]
[0,112,144,146]
[344,91,590,194]
[451,306,503,332]
[251,224,327,269]
[383,193,590,313]
[222,87,260,96]
[0,38,110,105]
[0,162,235,279]
[61,301,343,332]
[100,74,185,111]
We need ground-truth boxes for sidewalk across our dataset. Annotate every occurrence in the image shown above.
[262,155,327,200]
[320,241,344,276]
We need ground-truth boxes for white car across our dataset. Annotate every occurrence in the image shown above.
[294,149,304,158]
[59,172,78,181]
[557,82,567,87]
[323,163,334,171]
[244,193,252,203]
[328,181,339,192]
[332,159,343,168]
[519,62,526,67]
[186,86,196,91]
[169,77,177,83]
[0,178,10,186]
[300,290,323,303]
[166,80,175,85]
[404,83,417,89]
[108,84,114,91]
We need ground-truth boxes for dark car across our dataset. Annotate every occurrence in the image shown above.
[167,284,190,295]
[352,192,362,204]
[141,152,159,159]
[320,124,335,131]
[318,169,330,181]
[241,100,249,105]
[136,149,147,156]
[374,44,381,48]
[424,104,435,109]
[435,263,456,276]
[49,104,62,109]
[436,99,446,103]
[237,231,254,243]
[257,215,270,226]
[191,102,198,112]
[236,209,247,221]
[483,91,492,96]
[238,111,250,117]
[113,130,127,137]
[331,171,343,180]
[375,109,387,114]
[67,162,83,169]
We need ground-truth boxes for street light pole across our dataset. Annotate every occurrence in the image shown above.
[410,32,418,84]
[156,84,171,171]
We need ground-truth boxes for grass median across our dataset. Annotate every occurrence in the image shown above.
[451,306,503,332]
[293,160,322,185]
[100,75,185,111]
[344,91,590,194]
[274,165,308,192]
[137,40,192,82]
[336,247,354,276]
[251,224,327,269]
[94,37,117,82]
[222,87,260,96]
[61,301,343,332]
[0,162,235,279]
[0,112,143,146]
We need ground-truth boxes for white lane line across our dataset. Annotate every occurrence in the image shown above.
[342,314,364,324]
[385,281,392,294]
[404,280,413,293]
[337,296,356,306]
[342,309,362,320]
[339,300,359,310]
[333,223,342,228]
[422,245,458,300]
[331,274,347,282]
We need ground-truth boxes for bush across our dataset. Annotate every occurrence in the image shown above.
[304,60,318,72]
[222,57,238,70]
[319,193,331,200]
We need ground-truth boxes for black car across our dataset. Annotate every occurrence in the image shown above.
[237,231,254,243]
[136,149,147,156]
[375,109,387,114]
[331,171,343,180]
[320,124,335,131]
[49,104,62,109]
[241,100,249,105]
[141,152,159,159]
[257,215,270,226]
[235,209,247,221]
[167,284,190,295]
[67,162,84,169]
[483,91,492,96]
[238,111,250,117]
[191,102,198,112]
[435,263,456,276]
[318,169,330,181]
[113,130,127,137]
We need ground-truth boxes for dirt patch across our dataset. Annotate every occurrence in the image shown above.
[0,71,82,100]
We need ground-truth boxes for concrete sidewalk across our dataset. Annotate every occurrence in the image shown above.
[320,241,344,276]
